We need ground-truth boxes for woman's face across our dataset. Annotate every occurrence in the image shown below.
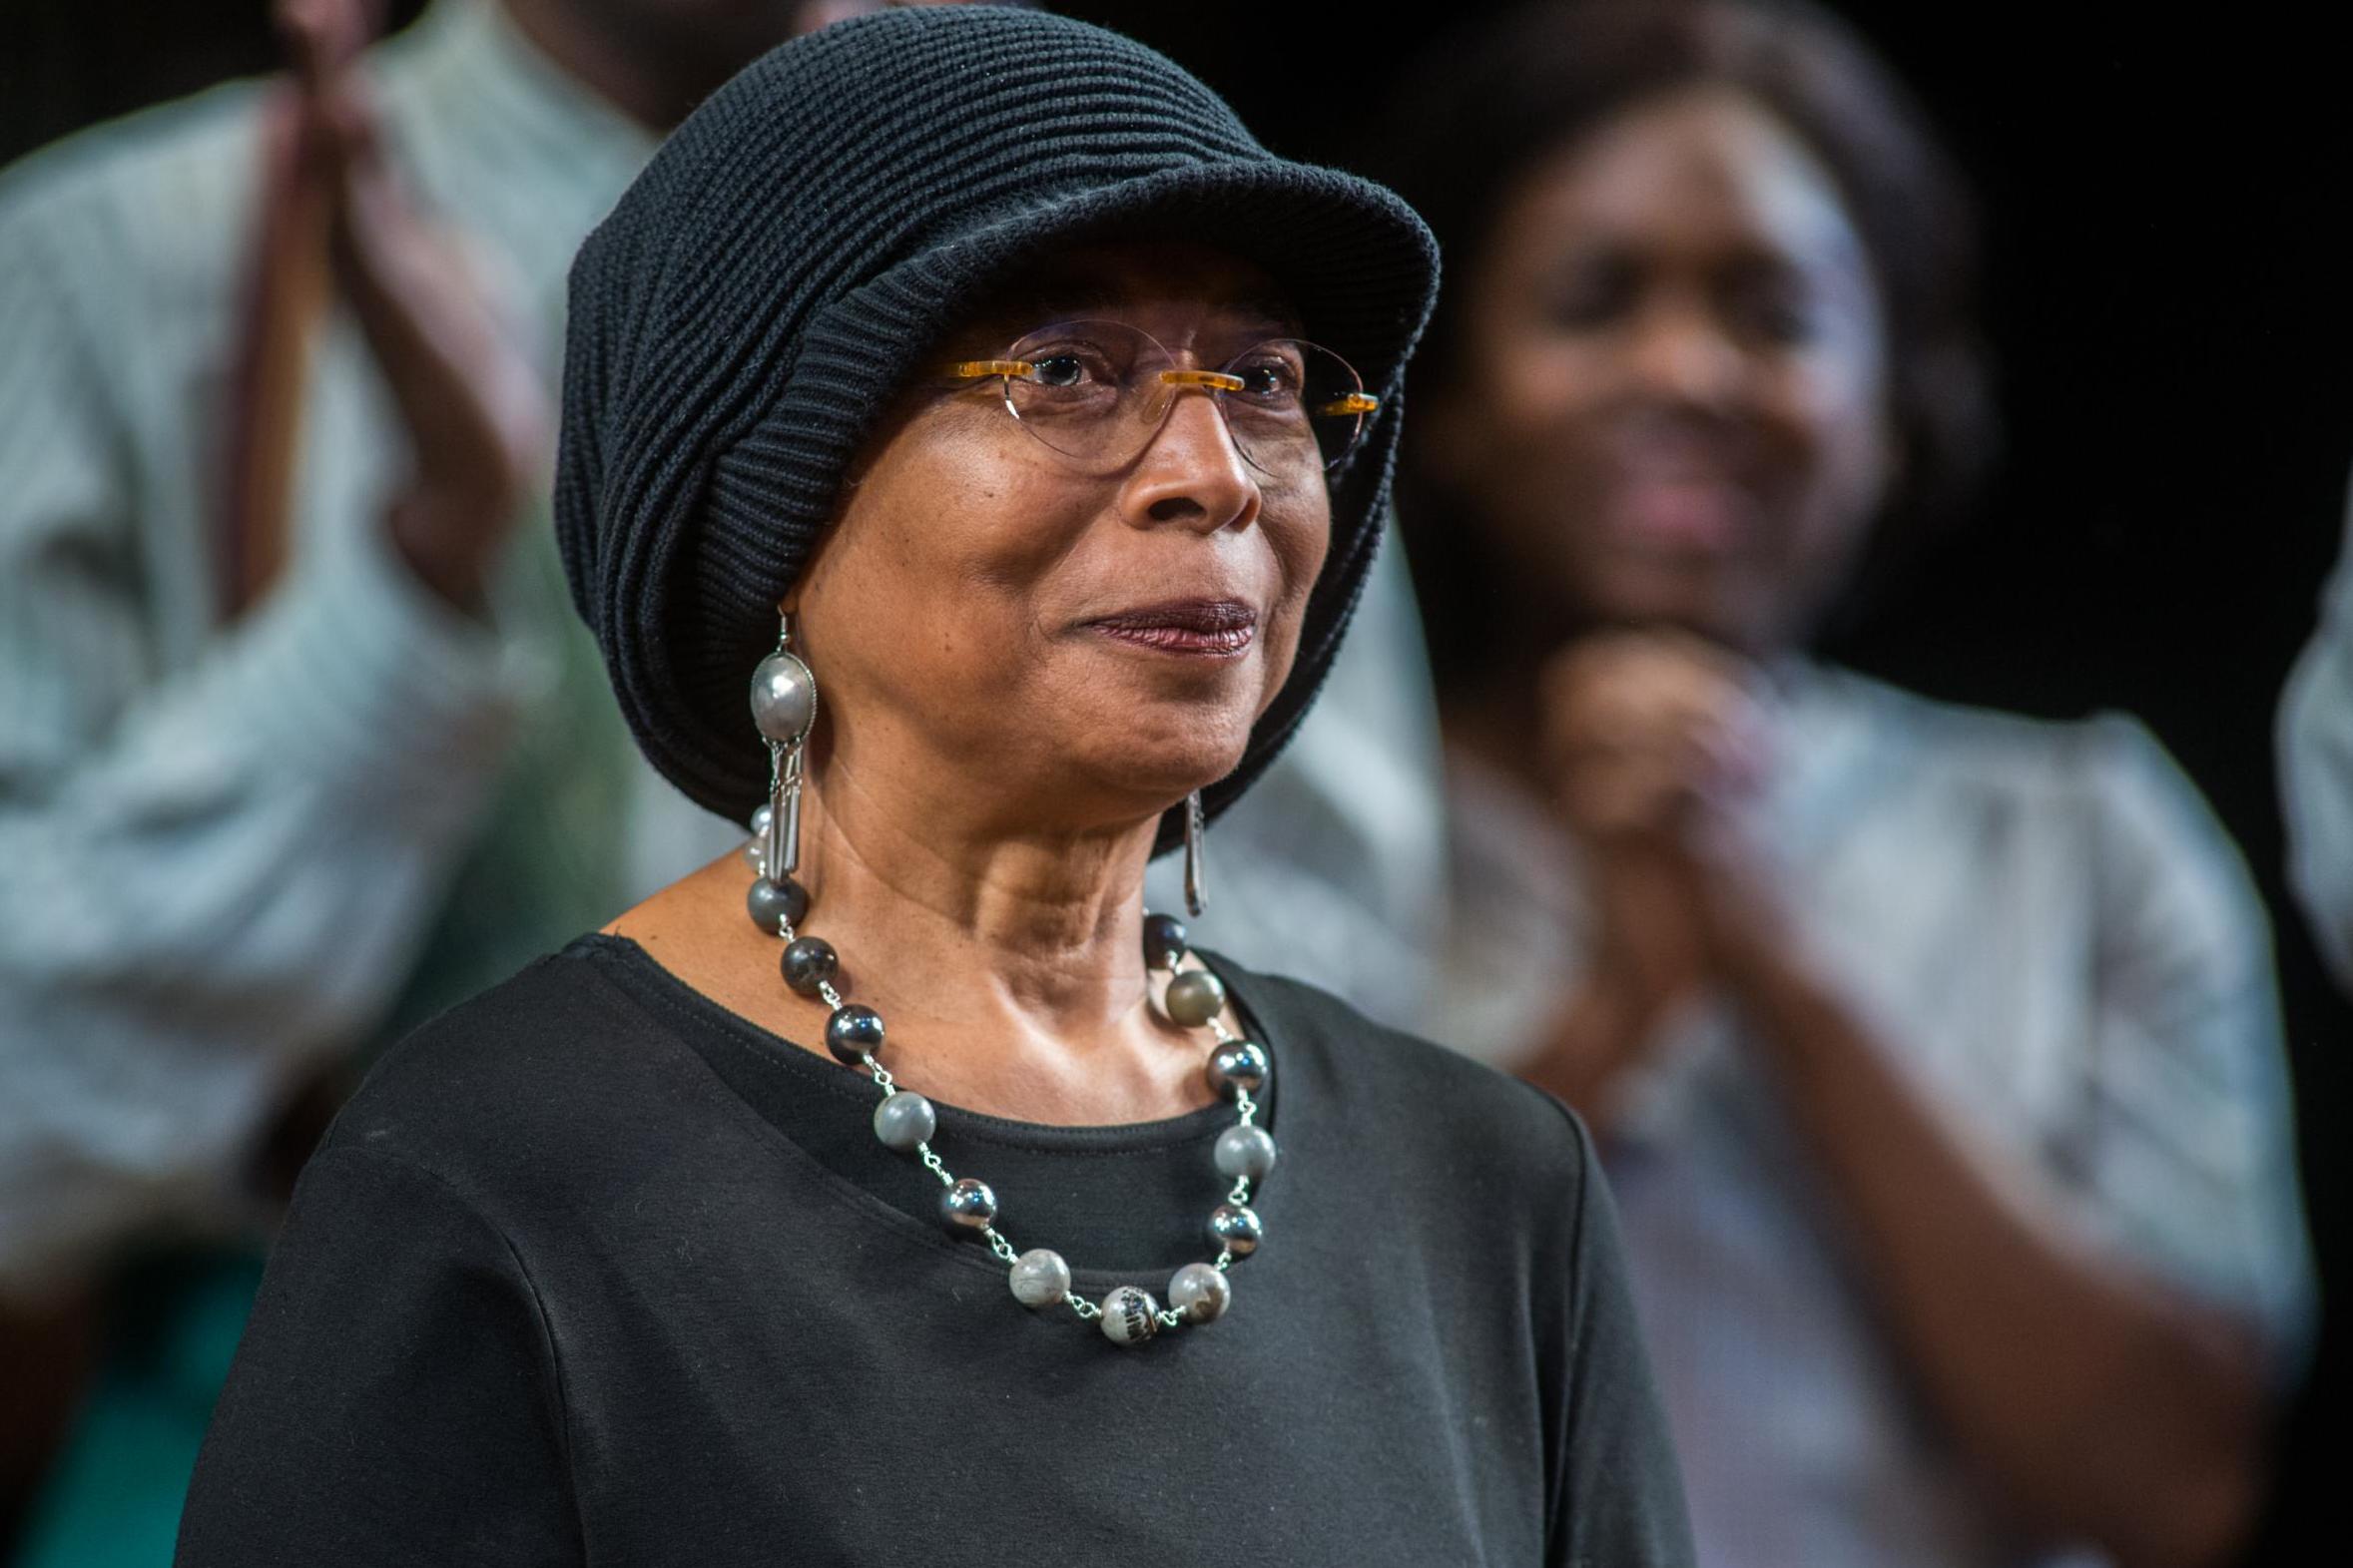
[1423,87,1895,655]
[792,240,1332,835]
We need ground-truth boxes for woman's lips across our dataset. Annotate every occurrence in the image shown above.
[1086,599,1258,658]
[1601,421,1759,552]
[1606,477,1752,552]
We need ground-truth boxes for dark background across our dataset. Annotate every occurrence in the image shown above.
[4,0,2345,1553]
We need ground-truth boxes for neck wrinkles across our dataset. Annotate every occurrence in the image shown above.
[791,756,1167,1044]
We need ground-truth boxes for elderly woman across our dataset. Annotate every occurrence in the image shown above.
[171,9,1693,1565]
[1380,4,2316,1567]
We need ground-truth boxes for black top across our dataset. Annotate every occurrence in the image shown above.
[176,935,1693,1567]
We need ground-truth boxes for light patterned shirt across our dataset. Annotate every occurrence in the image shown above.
[2282,478,2353,991]
[1432,660,2316,1568]
[0,0,743,1298]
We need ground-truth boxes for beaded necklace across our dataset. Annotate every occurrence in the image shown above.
[741,616,1272,1345]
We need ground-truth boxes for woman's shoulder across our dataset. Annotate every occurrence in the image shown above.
[311,937,723,1206]
[1809,662,2212,807]
[1811,665,2264,939]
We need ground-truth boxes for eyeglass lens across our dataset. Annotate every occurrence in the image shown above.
[997,319,1370,474]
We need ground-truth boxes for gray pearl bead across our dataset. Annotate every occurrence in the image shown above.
[1168,1262,1231,1325]
[1142,913,1188,971]
[825,1004,884,1065]
[743,803,777,874]
[1207,1202,1262,1258]
[1165,968,1226,1028]
[872,1091,935,1154]
[781,936,839,997]
[1008,1249,1070,1308]
[940,1177,997,1232]
[1099,1286,1160,1346]
[746,875,808,934]
[1214,1124,1278,1183]
[750,651,817,745]
[1205,1040,1269,1100]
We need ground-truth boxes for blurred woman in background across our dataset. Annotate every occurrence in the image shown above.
[1381,2,2315,1564]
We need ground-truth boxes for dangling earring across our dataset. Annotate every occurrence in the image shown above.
[746,609,818,934]
[1183,788,1207,918]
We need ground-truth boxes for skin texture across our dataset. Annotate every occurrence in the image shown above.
[1417,88,2268,1568]
[609,241,1324,1127]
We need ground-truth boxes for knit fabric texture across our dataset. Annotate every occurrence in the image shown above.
[555,5,1440,851]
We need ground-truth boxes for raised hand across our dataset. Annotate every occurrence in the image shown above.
[1535,628,1780,1016]
[279,0,551,612]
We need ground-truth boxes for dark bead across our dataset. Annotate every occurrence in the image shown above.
[1165,968,1225,1027]
[940,1177,997,1232]
[825,1003,885,1065]
[1205,1040,1269,1100]
[780,936,839,997]
[1142,912,1188,971]
[1215,1124,1278,1182]
[746,874,808,933]
[1208,1202,1262,1258]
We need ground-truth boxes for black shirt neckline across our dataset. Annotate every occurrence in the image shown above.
[570,932,1285,1286]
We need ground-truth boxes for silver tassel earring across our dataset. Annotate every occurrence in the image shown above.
[746,611,819,934]
[1182,788,1207,918]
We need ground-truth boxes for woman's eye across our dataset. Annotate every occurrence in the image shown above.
[1540,258,1634,329]
[1722,262,1826,346]
[1738,288,1819,345]
[1233,357,1304,401]
[1029,354,1089,388]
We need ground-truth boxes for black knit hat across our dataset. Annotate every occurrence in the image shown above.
[556,5,1440,852]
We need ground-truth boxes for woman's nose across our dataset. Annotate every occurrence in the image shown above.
[1122,384,1263,534]
[1623,299,1748,411]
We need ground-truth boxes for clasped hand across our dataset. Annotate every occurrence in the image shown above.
[1537,628,1806,1021]
[279,0,550,612]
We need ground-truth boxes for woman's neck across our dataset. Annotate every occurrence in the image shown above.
[799,762,1161,1031]
[607,771,1221,1127]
